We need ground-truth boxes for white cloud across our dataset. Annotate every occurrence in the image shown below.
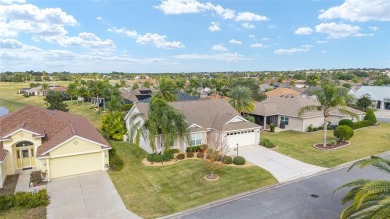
[136,33,185,49]
[250,43,266,48]
[355,33,374,37]
[267,24,276,29]
[319,0,390,22]
[249,34,255,39]
[274,45,313,55]
[109,26,184,49]
[229,39,242,45]
[294,27,313,35]
[235,12,268,21]
[316,40,328,44]
[37,32,116,49]
[154,0,210,14]
[212,5,235,19]
[241,22,255,29]
[315,22,361,38]
[0,0,25,4]
[369,26,379,31]
[211,44,228,52]
[0,3,77,37]
[174,52,251,62]
[208,22,221,32]
[96,16,102,20]
[262,37,270,41]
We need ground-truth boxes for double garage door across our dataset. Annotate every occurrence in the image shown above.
[50,152,102,178]
[226,129,257,148]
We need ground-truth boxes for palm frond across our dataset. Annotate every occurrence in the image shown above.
[334,179,370,193]
[348,156,390,173]
[297,105,321,117]
[353,180,390,209]
[337,107,359,121]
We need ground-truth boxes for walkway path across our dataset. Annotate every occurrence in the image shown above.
[15,169,32,192]
[237,145,327,182]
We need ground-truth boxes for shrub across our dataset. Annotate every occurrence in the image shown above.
[260,138,270,145]
[223,156,233,164]
[14,190,49,208]
[177,153,185,160]
[352,120,371,129]
[197,152,204,158]
[261,139,275,148]
[334,125,354,142]
[186,146,201,152]
[318,126,324,130]
[109,147,116,157]
[147,153,173,162]
[233,156,246,165]
[313,127,319,131]
[206,154,211,159]
[245,115,255,123]
[0,195,14,211]
[270,123,275,132]
[30,171,42,187]
[109,154,124,171]
[169,149,180,154]
[338,119,353,128]
[187,152,194,158]
[307,124,313,132]
[364,109,377,125]
[123,103,133,111]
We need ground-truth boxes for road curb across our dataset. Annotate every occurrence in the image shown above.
[160,151,390,219]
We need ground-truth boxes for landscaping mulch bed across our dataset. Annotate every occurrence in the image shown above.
[313,141,350,150]
[0,174,19,196]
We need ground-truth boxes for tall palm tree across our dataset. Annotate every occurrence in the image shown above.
[298,83,357,147]
[128,98,188,154]
[154,78,178,102]
[334,156,390,219]
[229,86,255,114]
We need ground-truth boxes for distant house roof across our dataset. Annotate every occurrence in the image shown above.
[132,99,260,132]
[139,91,199,103]
[259,84,274,92]
[349,86,390,101]
[265,87,302,97]
[0,105,110,160]
[301,86,321,97]
[252,95,364,118]
[120,88,155,103]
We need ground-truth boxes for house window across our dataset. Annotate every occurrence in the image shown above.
[281,116,289,125]
[16,141,33,147]
[190,133,202,146]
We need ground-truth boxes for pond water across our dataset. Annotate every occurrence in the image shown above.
[0,106,9,117]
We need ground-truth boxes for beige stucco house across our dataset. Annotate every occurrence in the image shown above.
[0,106,111,188]
[250,95,365,132]
[124,99,261,154]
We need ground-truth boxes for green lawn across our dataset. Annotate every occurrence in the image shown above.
[109,141,277,219]
[0,82,103,128]
[0,206,46,219]
[262,123,390,167]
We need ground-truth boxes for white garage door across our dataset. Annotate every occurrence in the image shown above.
[226,130,256,148]
[50,152,102,178]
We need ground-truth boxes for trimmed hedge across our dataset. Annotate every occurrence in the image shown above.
[187,152,194,158]
[334,125,354,141]
[147,153,174,162]
[186,146,201,152]
[364,109,377,125]
[0,190,49,211]
[177,153,185,160]
[270,124,275,132]
[110,154,124,171]
[261,139,276,148]
[233,156,246,165]
[313,127,319,131]
[352,120,371,129]
[169,149,180,154]
[339,119,353,128]
[223,156,233,164]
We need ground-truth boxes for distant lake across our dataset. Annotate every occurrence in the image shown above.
[0,106,9,117]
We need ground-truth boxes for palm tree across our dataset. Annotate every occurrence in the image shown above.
[298,83,357,147]
[334,156,390,219]
[41,83,49,96]
[228,86,255,114]
[154,78,178,102]
[128,98,188,154]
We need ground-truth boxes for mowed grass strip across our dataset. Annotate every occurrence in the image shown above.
[262,123,390,167]
[0,82,103,128]
[109,141,277,219]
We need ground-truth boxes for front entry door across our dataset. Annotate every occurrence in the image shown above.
[16,149,33,168]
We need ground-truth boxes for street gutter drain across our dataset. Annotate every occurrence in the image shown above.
[310,194,319,198]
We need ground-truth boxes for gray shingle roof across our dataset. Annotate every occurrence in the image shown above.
[350,86,390,101]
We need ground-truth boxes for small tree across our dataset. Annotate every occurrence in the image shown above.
[338,119,353,128]
[356,96,372,110]
[101,112,126,140]
[202,132,229,179]
[364,109,377,125]
[132,83,139,90]
[334,125,354,142]
[45,91,69,112]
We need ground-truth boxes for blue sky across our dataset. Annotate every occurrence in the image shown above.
[0,0,389,73]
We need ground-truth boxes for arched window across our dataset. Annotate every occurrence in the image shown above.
[16,141,33,147]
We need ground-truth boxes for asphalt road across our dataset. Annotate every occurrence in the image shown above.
[171,154,390,219]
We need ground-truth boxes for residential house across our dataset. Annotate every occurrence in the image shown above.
[265,87,302,98]
[349,86,390,110]
[249,95,365,132]
[24,84,68,96]
[259,84,274,92]
[198,87,213,98]
[301,86,321,100]
[0,106,111,188]
[120,87,156,104]
[124,99,261,154]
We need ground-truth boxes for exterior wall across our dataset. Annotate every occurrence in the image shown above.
[278,115,304,132]
[3,130,42,175]
[49,137,102,157]
[223,127,261,148]
[0,157,7,188]
[302,116,325,132]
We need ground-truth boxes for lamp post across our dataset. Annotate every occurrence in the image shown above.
[236,143,239,157]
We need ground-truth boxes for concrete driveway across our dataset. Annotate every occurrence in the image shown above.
[237,145,327,182]
[375,110,390,123]
[46,171,140,219]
